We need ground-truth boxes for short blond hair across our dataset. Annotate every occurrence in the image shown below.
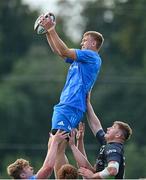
[114,121,132,141]
[84,31,104,51]
[7,158,30,179]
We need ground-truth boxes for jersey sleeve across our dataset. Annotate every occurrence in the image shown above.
[75,49,99,63]
[96,129,106,145]
[105,144,123,164]
[29,175,36,179]
[65,57,74,64]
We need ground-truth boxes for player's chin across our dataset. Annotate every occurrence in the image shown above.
[104,133,109,140]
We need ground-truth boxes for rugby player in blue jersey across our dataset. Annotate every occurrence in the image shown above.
[7,130,68,179]
[39,13,104,178]
[39,13,104,133]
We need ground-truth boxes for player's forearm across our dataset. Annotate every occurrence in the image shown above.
[36,140,58,179]
[91,172,102,179]
[42,139,59,169]
[87,102,102,136]
[48,29,69,57]
[77,138,87,158]
[70,144,94,171]
[46,33,62,55]
[93,162,119,179]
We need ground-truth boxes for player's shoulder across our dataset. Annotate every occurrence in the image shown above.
[75,49,101,64]
[76,49,98,55]
[96,129,106,146]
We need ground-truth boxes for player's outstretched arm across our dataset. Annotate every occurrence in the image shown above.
[36,130,68,179]
[39,14,76,59]
[78,161,119,179]
[46,33,62,55]
[69,130,95,172]
[47,28,76,59]
[86,92,103,136]
[76,122,87,158]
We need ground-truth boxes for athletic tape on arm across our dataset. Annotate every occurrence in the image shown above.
[108,161,119,172]
[99,161,119,178]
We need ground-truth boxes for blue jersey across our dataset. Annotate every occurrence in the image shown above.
[29,175,36,179]
[57,49,102,112]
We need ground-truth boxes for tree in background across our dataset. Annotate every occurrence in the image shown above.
[0,0,39,75]
[0,0,146,178]
[57,0,146,178]
[80,0,146,146]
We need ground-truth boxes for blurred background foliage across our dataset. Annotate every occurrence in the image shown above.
[0,0,146,178]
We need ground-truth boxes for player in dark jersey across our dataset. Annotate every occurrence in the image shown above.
[94,127,125,178]
[69,93,132,179]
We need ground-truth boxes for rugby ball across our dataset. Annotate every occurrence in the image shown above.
[34,13,55,35]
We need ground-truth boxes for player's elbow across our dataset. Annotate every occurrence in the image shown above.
[60,48,70,57]
[61,48,76,59]
[108,167,118,176]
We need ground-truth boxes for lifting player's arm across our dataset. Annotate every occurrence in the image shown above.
[78,161,119,179]
[36,130,68,179]
[86,92,103,136]
[69,130,95,172]
[76,122,87,158]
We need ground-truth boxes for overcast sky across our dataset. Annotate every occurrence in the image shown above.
[22,0,58,13]
[22,0,85,42]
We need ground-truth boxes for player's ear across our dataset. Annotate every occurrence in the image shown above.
[115,134,120,138]
[115,132,122,138]
[92,41,97,47]
[20,172,25,179]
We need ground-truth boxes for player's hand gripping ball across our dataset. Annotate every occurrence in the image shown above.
[34,12,55,35]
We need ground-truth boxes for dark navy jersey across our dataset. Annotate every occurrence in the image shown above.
[96,129,125,179]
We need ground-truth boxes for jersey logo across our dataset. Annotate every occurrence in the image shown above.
[57,121,65,126]
[106,149,117,154]
[99,145,105,154]
[68,125,71,131]
[69,65,78,70]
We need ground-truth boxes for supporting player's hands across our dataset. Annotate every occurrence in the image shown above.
[51,130,69,144]
[39,13,56,32]
[69,122,85,146]
[78,167,95,179]
[69,130,76,146]
[76,122,85,141]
